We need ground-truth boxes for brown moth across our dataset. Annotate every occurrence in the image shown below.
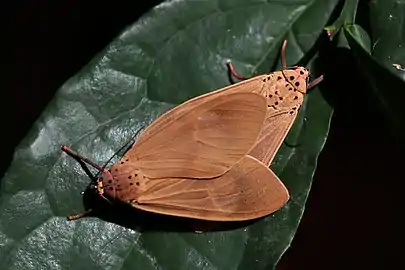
[137,39,322,168]
[227,40,324,166]
[154,39,322,167]
[63,91,290,221]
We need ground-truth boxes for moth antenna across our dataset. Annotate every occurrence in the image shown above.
[308,74,324,89]
[61,145,115,203]
[100,126,145,171]
[62,127,144,213]
[283,138,302,148]
[226,60,248,80]
[67,208,93,221]
[121,126,145,156]
[61,146,110,176]
[98,126,144,202]
[284,65,300,69]
[281,40,288,69]
[100,194,112,204]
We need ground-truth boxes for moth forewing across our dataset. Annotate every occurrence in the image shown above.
[248,109,301,167]
[226,40,317,168]
[132,74,269,143]
[114,92,268,180]
[246,68,309,166]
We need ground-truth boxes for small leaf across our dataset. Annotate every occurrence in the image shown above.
[345,24,371,53]
[370,0,405,78]
[0,0,338,269]
[344,0,405,140]
[324,0,359,40]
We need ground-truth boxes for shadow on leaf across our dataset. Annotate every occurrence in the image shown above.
[74,184,260,233]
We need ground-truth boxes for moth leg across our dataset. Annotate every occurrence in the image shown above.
[67,208,93,221]
[281,39,288,68]
[280,39,324,88]
[308,74,324,89]
[62,145,115,219]
[226,60,248,80]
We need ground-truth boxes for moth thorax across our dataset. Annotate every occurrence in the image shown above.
[282,67,309,94]
[265,71,305,113]
[101,166,143,202]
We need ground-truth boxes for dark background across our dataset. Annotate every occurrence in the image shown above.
[7,1,402,269]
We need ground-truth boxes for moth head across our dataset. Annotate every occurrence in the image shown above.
[282,67,310,94]
[94,169,113,197]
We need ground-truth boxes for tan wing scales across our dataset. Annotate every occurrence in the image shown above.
[248,69,308,166]
[128,155,289,221]
[111,92,267,180]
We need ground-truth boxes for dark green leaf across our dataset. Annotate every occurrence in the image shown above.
[1,0,338,269]
[370,0,405,77]
[344,0,405,139]
[345,24,370,53]
[324,0,359,41]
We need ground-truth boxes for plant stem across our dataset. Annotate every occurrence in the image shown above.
[324,0,359,39]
